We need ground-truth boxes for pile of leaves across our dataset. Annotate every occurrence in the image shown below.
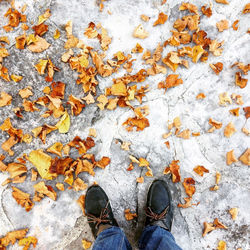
[0,0,249,249]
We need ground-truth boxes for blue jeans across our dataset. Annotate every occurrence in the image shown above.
[93,225,182,250]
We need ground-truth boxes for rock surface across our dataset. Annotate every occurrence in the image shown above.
[0,0,249,249]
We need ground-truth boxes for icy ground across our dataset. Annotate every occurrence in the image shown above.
[0,0,249,249]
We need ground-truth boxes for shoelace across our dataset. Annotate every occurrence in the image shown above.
[146,206,169,221]
[86,202,111,229]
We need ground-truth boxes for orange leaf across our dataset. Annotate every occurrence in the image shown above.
[163,160,181,183]
[235,72,248,88]
[179,3,198,14]
[27,35,50,53]
[196,93,206,99]
[50,81,65,99]
[140,14,150,22]
[75,159,95,176]
[111,82,127,96]
[131,43,144,53]
[210,62,223,75]
[77,194,86,215]
[7,163,27,179]
[217,240,226,250]
[216,20,229,32]
[33,181,57,200]
[229,208,238,220]
[95,157,110,169]
[56,182,64,191]
[209,118,222,130]
[0,92,12,107]
[0,36,10,44]
[2,136,18,156]
[213,218,228,229]
[12,187,34,212]
[224,122,236,138]
[19,236,38,249]
[139,158,149,167]
[193,165,209,176]
[32,23,48,36]
[82,239,92,249]
[215,0,228,3]
[136,176,144,183]
[15,34,26,49]
[19,87,33,99]
[67,95,85,116]
[50,157,73,175]
[239,148,250,165]
[229,108,239,117]
[178,197,192,208]
[202,222,215,237]
[243,3,250,14]
[73,178,88,191]
[153,12,168,26]
[176,129,190,139]
[0,229,28,247]
[124,208,137,221]
[54,29,61,39]
[226,150,238,165]
[201,5,212,17]
[183,178,196,197]
[123,117,150,132]
[243,106,250,119]
[158,74,183,91]
[232,20,239,30]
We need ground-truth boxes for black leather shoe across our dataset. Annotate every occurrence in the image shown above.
[145,179,173,231]
[85,185,118,238]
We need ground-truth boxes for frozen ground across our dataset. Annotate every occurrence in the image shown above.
[0,0,249,249]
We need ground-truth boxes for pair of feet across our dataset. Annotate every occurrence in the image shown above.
[85,179,173,238]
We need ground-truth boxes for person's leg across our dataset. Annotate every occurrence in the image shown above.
[139,179,182,250]
[93,226,132,250]
[139,225,181,250]
[85,185,132,250]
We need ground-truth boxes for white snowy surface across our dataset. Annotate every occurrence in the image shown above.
[0,0,249,249]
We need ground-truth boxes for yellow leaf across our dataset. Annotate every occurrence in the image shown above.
[133,24,149,39]
[54,29,60,39]
[192,45,204,63]
[19,236,38,250]
[38,9,51,25]
[114,51,125,61]
[34,59,48,75]
[82,239,92,249]
[11,74,23,82]
[28,149,56,180]
[47,142,63,156]
[139,158,149,167]
[0,229,28,246]
[79,55,89,68]
[64,173,74,185]
[56,111,70,133]
[26,34,37,45]
[217,240,226,250]
[111,82,127,96]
